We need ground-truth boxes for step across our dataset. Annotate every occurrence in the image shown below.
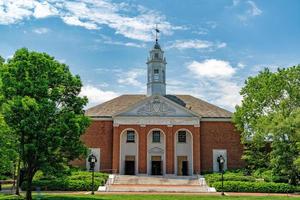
[107,185,209,193]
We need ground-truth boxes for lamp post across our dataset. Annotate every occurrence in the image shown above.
[217,155,225,196]
[88,154,97,195]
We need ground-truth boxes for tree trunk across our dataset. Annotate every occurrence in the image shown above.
[15,157,21,195]
[25,171,34,200]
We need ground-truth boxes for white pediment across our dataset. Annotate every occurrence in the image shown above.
[116,95,196,117]
[149,147,164,154]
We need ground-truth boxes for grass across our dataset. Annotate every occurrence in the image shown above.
[0,193,299,200]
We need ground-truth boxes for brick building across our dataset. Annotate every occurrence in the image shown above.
[79,39,244,175]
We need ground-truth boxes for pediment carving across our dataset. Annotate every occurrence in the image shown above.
[137,96,176,116]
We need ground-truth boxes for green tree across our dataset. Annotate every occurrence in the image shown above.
[0,48,90,200]
[233,66,300,185]
[0,56,17,178]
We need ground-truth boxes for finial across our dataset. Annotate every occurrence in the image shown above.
[155,24,160,43]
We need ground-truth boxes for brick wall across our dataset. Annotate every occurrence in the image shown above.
[200,121,244,172]
[75,120,244,174]
[80,120,113,172]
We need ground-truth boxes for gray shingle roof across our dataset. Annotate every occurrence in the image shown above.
[85,94,232,118]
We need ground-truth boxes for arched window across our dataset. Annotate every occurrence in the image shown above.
[178,131,186,143]
[126,130,135,143]
[152,131,161,143]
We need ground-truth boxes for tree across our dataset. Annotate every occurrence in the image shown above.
[233,66,300,185]
[0,56,17,178]
[0,48,90,200]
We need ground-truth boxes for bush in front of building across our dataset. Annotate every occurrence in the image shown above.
[252,169,289,183]
[21,171,108,191]
[204,172,256,186]
[212,181,296,193]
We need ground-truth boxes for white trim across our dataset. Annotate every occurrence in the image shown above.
[113,123,119,127]
[174,128,193,176]
[119,128,139,175]
[147,128,166,175]
[114,116,200,125]
[89,117,113,121]
[201,118,232,122]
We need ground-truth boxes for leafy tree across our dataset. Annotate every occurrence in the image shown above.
[0,48,90,200]
[233,66,300,185]
[0,114,17,178]
[0,56,17,178]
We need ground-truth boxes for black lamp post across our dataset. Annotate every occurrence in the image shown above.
[217,155,225,196]
[88,154,97,195]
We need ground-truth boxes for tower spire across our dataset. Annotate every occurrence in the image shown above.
[155,24,160,43]
[147,26,166,96]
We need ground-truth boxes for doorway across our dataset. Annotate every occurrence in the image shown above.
[177,156,188,176]
[151,156,162,175]
[124,156,135,175]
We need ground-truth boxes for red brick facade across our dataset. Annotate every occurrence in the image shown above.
[77,120,244,174]
[200,121,244,172]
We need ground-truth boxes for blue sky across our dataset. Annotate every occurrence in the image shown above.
[0,0,300,111]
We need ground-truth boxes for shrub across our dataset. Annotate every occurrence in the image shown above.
[21,171,108,191]
[204,172,256,186]
[212,181,296,193]
[253,169,289,183]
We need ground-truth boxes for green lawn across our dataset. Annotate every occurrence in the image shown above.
[1,193,300,200]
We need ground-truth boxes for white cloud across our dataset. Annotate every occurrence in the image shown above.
[167,40,212,50]
[33,1,58,18]
[80,85,119,108]
[0,0,181,41]
[247,1,262,16]
[213,80,242,110]
[97,36,146,48]
[217,42,227,48]
[117,68,145,88]
[187,59,236,78]
[237,62,245,69]
[32,27,50,34]
[166,39,226,51]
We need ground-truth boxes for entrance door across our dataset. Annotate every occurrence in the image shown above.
[151,161,162,175]
[177,156,188,176]
[182,161,188,176]
[125,155,135,175]
[151,156,162,175]
[125,161,135,175]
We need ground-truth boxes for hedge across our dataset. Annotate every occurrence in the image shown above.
[204,173,256,186]
[212,181,296,193]
[21,171,108,191]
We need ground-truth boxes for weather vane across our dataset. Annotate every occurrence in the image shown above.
[155,24,160,42]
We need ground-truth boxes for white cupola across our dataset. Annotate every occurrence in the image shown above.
[146,38,167,96]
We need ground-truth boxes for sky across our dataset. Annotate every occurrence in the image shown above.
[0,0,300,111]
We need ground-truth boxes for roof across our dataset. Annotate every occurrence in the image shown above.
[85,94,232,118]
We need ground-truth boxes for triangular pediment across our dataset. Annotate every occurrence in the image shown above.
[114,95,198,117]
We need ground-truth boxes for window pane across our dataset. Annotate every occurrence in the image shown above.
[127,131,135,143]
[154,69,159,74]
[178,131,186,143]
[152,131,160,143]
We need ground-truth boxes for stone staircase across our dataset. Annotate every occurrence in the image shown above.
[102,175,214,193]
